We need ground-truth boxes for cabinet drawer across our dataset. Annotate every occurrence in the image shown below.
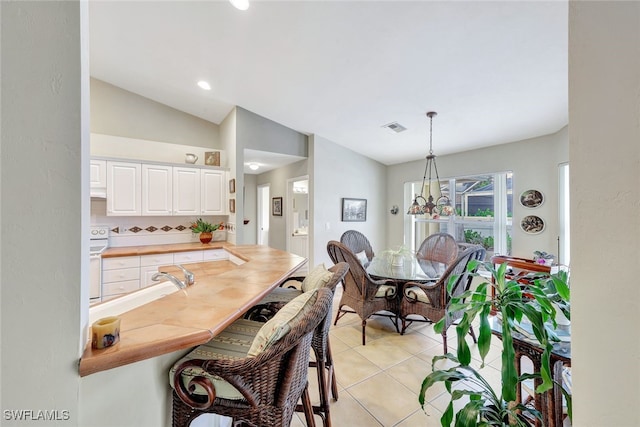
[103,267,140,284]
[140,265,164,287]
[102,256,140,270]
[140,253,174,267]
[203,249,228,261]
[102,280,140,297]
[173,250,204,264]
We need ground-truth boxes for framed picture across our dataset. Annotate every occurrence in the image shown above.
[229,198,236,213]
[342,198,367,222]
[229,178,236,194]
[520,189,544,208]
[272,197,283,216]
[204,151,220,166]
[521,215,545,234]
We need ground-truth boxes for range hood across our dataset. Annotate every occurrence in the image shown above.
[90,189,107,199]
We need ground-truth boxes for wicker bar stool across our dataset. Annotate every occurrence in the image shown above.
[170,287,334,427]
[243,262,349,427]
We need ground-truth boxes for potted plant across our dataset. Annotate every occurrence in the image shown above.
[420,261,571,426]
[190,218,222,244]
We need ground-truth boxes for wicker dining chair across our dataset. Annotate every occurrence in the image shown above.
[243,262,350,427]
[340,230,374,268]
[400,245,486,353]
[416,233,459,267]
[170,287,334,427]
[327,240,398,345]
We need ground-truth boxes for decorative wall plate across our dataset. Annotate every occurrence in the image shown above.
[520,189,544,208]
[521,215,545,234]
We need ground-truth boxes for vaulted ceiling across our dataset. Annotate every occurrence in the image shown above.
[89,1,567,167]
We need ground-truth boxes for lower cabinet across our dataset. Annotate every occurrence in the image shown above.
[101,249,230,300]
[140,253,174,288]
[102,256,141,301]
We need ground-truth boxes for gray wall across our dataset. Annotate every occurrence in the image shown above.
[235,106,309,245]
[1,1,86,424]
[256,160,309,250]
[310,135,388,267]
[386,126,568,258]
[91,78,221,148]
[569,2,640,425]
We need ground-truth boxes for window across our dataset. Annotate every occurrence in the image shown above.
[405,172,513,258]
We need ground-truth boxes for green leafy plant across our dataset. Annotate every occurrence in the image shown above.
[419,261,571,426]
[190,218,222,233]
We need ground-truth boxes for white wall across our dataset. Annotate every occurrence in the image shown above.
[569,2,640,425]
[91,78,221,148]
[386,127,568,258]
[310,135,388,267]
[1,1,86,424]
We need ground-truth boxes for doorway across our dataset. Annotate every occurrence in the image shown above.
[257,184,270,246]
[287,176,309,273]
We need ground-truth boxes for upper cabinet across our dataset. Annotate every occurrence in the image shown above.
[173,167,201,216]
[90,160,107,190]
[142,164,173,216]
[101,158,226,217]
[201,169,226,215]
[107,161,142,216]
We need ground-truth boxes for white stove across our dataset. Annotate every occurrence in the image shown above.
[90,226,110,255]
[90,226,110,302]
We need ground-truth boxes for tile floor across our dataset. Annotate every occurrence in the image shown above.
[289,286,509,427]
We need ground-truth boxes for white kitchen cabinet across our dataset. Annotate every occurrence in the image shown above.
[173,167,201,215]
[102,256,141,299]
[107,161,141,216]
[203,248,229,261]
[90,160,107,190]
[173,250,204,264]
[201,169,226,215]
[140,253,174,287]
[142,164,173,216]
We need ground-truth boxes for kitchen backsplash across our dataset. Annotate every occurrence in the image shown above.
[91,199,229,247]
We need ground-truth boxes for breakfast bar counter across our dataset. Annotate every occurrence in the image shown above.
[79,244,307,377]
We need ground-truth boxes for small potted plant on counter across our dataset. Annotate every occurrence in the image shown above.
[190,218,222,244]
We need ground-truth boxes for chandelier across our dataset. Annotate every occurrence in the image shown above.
[407,112,452,216]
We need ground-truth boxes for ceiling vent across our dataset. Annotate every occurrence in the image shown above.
[382,122,407,133]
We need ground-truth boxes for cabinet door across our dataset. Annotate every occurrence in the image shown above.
[107,161,141,216]
[201,169,226,215]
[173,167,201,215]
[142,164,173,216]
[90,160,107,189]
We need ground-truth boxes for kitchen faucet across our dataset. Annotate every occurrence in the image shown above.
[151,272,188,291]
[174,264,195,286]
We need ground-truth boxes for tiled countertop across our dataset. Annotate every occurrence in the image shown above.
[101,241,229,258]
[79,244,307,376]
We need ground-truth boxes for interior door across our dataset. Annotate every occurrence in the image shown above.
[257,184,270,245]
[287,177,309,272]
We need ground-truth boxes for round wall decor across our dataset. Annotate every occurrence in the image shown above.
[520,189,544,208]
[521,215,545,234]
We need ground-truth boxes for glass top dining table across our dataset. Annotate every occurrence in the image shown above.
[366,255,445,283]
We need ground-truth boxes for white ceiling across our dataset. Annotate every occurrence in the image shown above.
[89,0,568,171]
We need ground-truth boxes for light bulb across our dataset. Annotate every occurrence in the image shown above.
[197,81,211,90]
[229,0,249,11]
[248,163,259,171]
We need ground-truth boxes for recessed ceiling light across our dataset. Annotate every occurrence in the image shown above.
[197,81,211,90]
[248,163,259,171]
[229,0,249,11]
